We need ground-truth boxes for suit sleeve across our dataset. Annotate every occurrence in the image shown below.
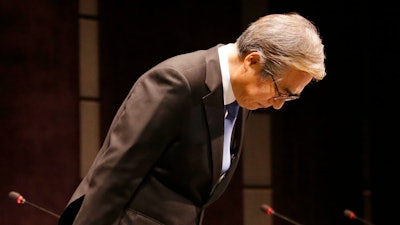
[72,67,192,225]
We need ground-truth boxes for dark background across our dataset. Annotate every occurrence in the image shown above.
[1,1,398,225]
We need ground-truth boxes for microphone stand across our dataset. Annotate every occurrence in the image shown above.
[8,191,60,218]
[344,209,375,225]
[260,204,303,225]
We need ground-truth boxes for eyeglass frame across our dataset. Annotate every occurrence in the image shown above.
[270,75,300,101]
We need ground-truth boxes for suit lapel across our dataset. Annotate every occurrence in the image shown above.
[202,45,251,193]
[202,45,226,186]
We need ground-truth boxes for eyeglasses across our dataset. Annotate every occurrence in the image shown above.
[271,75,300,101]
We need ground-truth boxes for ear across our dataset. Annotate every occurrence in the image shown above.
[244,52,264,71]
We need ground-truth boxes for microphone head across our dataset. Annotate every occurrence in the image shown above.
[8,191,26,204]
[344,209,356,219]
[260,204,275,215]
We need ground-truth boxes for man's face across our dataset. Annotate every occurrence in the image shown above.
[232,62,312,110]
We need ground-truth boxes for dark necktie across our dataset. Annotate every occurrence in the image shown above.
[222,101,239,173]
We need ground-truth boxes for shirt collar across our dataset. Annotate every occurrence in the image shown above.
[218,43,235,105]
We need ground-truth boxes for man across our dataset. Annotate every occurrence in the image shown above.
[58,12,326,225]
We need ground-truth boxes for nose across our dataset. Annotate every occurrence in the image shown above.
[272,99,285,110]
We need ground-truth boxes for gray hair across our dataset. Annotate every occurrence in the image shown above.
[236,12,326,81]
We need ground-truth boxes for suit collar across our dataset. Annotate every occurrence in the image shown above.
[202,44,251,188]
[202,45,226,185]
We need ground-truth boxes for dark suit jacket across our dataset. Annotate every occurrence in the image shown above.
[58,44,250,225]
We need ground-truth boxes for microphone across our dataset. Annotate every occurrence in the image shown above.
[344,209,375,225]
[8,191,60,218]
[260,204,303,225]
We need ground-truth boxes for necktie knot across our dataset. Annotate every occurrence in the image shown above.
[226,101,239,121]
